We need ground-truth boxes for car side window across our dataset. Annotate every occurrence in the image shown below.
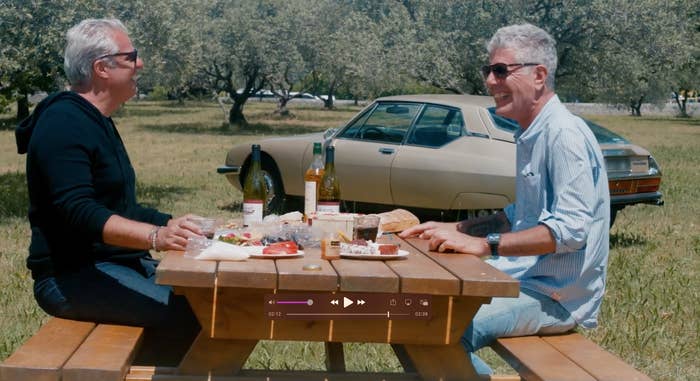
[487,107,519,134]
[338,103,421,144]
[407,105,465,147]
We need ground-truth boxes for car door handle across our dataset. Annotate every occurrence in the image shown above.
[378,148,395,155]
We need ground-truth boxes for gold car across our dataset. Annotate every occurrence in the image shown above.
[219,94,663,224]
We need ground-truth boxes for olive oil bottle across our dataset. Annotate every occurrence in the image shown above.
[318,146,340,213]
[242,144,267,226]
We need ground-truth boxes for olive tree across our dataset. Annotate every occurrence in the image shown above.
[198,0,275,127]
[0,0,98,119]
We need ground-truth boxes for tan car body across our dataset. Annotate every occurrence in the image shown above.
[220,94,662,220]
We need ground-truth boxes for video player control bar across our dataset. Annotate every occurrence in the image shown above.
[264,293,432,320]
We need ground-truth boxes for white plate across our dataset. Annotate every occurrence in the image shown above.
[246,245,304,259]
[249,252,304,259]
[340,249,409,260]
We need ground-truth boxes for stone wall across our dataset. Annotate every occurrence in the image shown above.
[564,102,700,117]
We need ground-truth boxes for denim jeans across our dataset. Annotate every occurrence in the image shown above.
[461,288,577,375]
[33,258,200,366]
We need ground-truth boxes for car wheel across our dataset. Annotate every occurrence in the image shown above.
[240,157,286,215]
[261,159,285,215]
[610,208,619,227]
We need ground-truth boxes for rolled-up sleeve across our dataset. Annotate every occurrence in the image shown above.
[539,127,595,253]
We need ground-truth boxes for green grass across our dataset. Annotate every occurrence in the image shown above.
[0,101,698,379]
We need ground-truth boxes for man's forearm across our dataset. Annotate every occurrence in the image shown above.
[456,211,510,237]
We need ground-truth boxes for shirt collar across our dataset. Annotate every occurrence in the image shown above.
[514,95,561,142]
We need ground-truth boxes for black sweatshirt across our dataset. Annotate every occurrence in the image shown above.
[16,91,171,279]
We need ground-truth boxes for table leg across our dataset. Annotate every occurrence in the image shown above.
[177,331,257,375]
[403,343,480,381]
[324,342,345,372]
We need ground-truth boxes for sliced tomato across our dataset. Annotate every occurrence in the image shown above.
[262,241,298,254]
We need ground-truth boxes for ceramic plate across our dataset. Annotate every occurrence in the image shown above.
[340,249,409,260]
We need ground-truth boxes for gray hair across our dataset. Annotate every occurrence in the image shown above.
[487,24,557,89]
[64,18,128,88]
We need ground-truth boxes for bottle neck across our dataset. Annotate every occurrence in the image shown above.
[251,147,262,169]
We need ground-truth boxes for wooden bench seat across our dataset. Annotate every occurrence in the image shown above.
[0,317,144,381]
[491,332,652,381]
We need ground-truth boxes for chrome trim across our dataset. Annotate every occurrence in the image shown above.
[610,192,664,206]
[217,165,241,174]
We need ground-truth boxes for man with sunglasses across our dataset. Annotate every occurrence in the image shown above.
[16,19,203,365]
[401,24,610,374]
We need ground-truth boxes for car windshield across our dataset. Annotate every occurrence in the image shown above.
[488,107,630,145]
[584,119,629,144]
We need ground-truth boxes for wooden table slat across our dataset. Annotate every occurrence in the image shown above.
[330,258,399,293]
[387,235,460,295]
[275,247,338,291]
[403,238,519,297]
[156,252,216,288]
[217,259,277,289]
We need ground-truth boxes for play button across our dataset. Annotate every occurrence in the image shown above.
[343,297,354,308]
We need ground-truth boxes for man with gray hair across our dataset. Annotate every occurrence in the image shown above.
[16,18,205,365]
[401,23,610,374]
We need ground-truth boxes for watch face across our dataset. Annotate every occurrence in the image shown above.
[487,233,500,244]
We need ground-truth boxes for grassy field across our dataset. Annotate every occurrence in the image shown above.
[0,100,698,379]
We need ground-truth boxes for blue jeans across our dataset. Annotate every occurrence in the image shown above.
[461,288,576,374]
[33,258,200,366]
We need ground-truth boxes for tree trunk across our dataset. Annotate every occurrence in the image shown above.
[674,98,689,118]
[228,101,248,127]
[273,97,293,118]
[17,94,29,120]
[629,96,644,117]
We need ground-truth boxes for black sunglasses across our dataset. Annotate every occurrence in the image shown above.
[481,62,539,79]
[96,49,138,64]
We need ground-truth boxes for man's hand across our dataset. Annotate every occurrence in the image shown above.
[399,221,458,238]
[399,221,490,257]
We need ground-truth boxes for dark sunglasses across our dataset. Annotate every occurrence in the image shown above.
[481,62,539,79]
[96,49,138,64]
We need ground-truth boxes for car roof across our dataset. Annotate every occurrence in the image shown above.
[375,94,496,109]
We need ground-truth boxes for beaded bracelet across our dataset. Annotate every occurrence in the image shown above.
[148,226,163,252]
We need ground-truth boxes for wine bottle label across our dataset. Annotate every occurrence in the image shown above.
[304,181,317,216]
[317,201,340,213]
[243,199,264,226]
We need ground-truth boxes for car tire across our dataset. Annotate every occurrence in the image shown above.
[240,156,286,215]
[610,207,619,227]
[261,159,285,215]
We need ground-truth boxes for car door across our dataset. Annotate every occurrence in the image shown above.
[333,102,422,205]
[391,104,514,210]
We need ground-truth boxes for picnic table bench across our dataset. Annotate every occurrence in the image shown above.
[491,332,653,381]
[0,317,143,381]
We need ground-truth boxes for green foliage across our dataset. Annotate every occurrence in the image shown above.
[148,85,169,101]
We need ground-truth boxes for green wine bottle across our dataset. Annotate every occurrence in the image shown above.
[318,146,341,213]
[242,144,267,226]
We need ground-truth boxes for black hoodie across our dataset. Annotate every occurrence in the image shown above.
[16,91,171,279]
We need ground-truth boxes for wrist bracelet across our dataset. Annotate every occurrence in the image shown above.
[148,226,162,252]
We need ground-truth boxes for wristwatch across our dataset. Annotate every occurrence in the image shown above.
[486,233,501,258]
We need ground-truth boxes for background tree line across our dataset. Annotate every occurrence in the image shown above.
[1,0,698,127]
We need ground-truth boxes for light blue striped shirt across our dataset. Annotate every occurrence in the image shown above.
[487,95,610,328]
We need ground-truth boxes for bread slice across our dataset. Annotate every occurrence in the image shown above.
[377,209,420,233]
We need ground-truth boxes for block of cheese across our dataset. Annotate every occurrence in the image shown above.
[377,209,420,233]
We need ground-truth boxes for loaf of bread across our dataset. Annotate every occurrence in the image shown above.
[377,209,420,233]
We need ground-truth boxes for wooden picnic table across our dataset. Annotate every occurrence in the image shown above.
[155,234,519,381]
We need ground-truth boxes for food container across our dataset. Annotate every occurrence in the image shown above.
[308,212,357,242]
